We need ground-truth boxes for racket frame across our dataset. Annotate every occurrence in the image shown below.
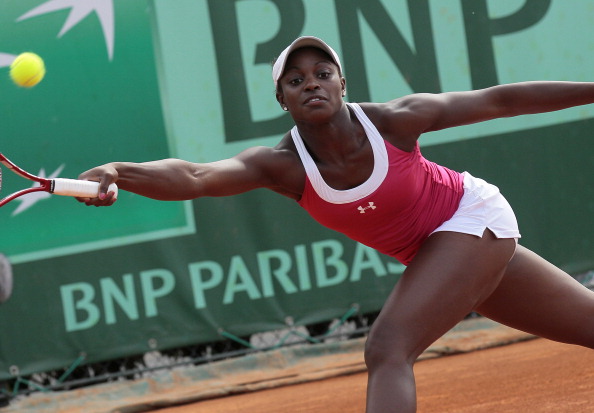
[0,153,117,207]
[0,153,52,207]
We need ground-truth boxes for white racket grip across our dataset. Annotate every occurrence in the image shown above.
[52,178,118,199]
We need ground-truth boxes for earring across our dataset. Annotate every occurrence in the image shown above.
[283,106,288,111]
[342,90,346,97]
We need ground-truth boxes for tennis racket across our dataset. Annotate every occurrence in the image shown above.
[0,254,12,304]
[0,152,118,207]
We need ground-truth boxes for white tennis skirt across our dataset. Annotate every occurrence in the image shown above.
[431,172,521,241]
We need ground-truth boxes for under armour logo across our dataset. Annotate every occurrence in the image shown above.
[358,202,377,214]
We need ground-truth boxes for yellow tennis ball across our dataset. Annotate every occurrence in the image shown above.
[10,52,45,88]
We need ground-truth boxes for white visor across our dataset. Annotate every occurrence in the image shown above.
[272,36,342,88]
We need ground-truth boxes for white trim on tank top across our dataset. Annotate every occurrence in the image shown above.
[290,102,389,204]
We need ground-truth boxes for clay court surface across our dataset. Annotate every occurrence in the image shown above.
[152,338,594,413]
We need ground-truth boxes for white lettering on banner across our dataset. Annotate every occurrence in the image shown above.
[60,240,405,332]
[61,269,176,332]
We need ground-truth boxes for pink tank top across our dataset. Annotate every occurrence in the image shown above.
[292,103,464,265]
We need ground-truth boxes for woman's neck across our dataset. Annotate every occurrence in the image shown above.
[294,104,366,163]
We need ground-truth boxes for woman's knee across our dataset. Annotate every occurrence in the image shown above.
[364,326,417,371]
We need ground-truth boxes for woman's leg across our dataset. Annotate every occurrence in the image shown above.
[364,230,516,413]
[476,245,594,347]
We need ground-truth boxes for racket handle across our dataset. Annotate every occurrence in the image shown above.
[52,178,118,199]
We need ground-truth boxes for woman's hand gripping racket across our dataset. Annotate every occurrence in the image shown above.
[0,152,118,207]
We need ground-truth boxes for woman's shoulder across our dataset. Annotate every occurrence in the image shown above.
[355,100,423,150]
[238,134,299,167]
[356,96,428,117]
[274,130,298,153]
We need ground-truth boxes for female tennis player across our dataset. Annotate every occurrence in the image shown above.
[78,37,594,412]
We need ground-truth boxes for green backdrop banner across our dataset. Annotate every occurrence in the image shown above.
[0,0,592,379]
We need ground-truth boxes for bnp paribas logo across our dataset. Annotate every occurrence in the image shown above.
[0,0,116,67]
